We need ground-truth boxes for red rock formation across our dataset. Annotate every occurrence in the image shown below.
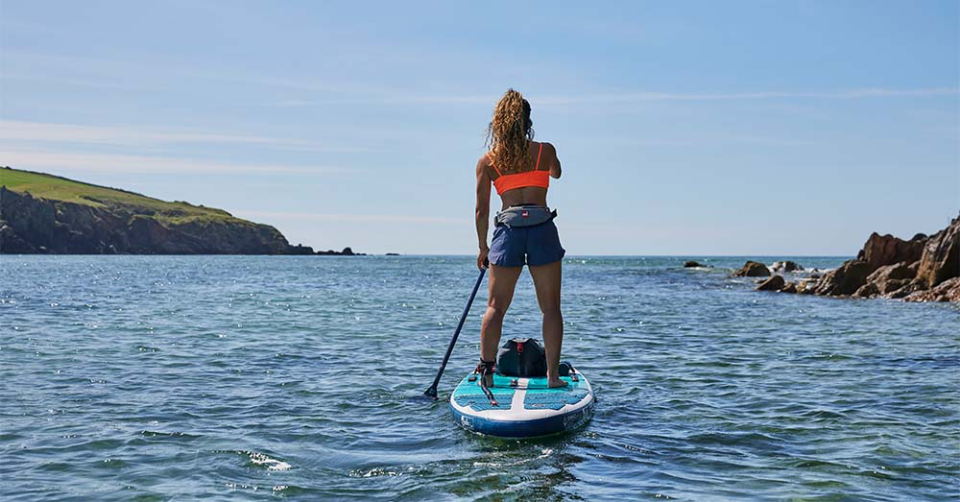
[857,232,926,273]
[804,215,959,302]
[904,277,960,303]
[814,260,872,296]
[913,216,960,289]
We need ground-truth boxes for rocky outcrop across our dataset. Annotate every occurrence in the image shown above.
[316,247,364,256]
[2,186,298,254]
[733,261,771,277]
[857,232,926,272]
[852,261,915,297]
[781,215,960,302]
[904,277,960,303]
[813,260,872,296]
[914,219,959,289]
[684,260,709,268]
[771,261,803,273]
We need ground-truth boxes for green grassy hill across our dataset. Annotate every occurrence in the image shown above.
[0,166,303,254]
[0,166,233,225]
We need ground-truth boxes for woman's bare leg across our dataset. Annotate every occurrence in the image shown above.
[529,260,566,388]
[480,264,523,366]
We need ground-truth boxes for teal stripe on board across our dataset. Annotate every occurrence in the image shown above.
[452,375,515,412]
[523,386,589,410]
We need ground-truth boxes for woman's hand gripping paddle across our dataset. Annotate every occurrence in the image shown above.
[423,266,487,400]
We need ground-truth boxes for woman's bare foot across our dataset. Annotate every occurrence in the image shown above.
[547,377,568,388]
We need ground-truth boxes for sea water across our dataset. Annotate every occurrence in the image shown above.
[1,255,957,501]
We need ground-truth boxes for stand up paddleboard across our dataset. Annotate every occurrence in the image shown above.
[449,365,595,438]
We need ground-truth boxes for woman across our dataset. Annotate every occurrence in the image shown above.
[475,89,567,389]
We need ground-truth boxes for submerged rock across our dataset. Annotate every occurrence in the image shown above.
[684,260,707,268]
[734,261,771,277]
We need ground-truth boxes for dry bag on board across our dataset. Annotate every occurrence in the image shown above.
[496,338,547,377]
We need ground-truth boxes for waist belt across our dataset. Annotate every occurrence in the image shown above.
[494,205,558,228]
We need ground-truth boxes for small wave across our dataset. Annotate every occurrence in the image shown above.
[139,430,199,440]
[248,451,292,471]
[218,450,292,471]
[350,467,403,478]
[472,448,554,468]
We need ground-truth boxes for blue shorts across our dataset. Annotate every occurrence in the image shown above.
[489,220,566,267]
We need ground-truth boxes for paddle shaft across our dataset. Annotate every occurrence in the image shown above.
[424,267,486,399]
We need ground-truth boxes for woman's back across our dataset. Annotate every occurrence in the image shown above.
[484,141,561,209]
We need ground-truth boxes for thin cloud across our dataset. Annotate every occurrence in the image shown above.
[234,210,465,225]
[269,87,958,108]
[0,120,371,153]
[1,149,352,175]
[534,88,960,105]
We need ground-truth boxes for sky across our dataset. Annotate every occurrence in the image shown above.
[1,0,957,255]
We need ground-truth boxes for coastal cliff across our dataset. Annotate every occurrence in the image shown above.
[0,167,333,255]
[735,214,960,302]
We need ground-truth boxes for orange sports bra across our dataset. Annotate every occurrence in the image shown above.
[490,143,549,195]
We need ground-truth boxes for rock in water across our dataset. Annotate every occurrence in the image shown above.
[913,216,960,289]
[814,260,872,296]
[734,261,771,277]
[771,261,803,273]
[905,277,960,303]
[756,275,785,291]
[684,261,706,268]
[796,279,816,294]
[848,261,917,298]
[853,282,880,298]
[866,261,916,284]
[780,282,798,294]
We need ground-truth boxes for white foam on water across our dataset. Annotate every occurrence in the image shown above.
[351,467,402,477]
[473,448,554,468]
[248,452,292,471]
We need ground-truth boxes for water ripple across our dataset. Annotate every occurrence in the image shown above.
[1,255,957,501]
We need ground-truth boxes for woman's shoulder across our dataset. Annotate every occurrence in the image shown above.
[478,151,495,168]
[535,141,557,156]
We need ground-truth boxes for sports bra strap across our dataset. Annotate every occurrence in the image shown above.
[489,142,544,177]
[488,154,503,176]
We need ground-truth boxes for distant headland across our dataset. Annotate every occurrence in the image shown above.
[0,166,362,256]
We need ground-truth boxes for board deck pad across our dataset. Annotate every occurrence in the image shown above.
[449,369,596,438]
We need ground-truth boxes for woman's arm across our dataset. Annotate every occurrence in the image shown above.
[475,156,491,269]
[546,143,562,179]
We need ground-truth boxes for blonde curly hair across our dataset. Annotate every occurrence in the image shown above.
[485,89,534,174]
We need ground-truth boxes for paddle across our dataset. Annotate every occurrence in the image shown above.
[424,265,487,400]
